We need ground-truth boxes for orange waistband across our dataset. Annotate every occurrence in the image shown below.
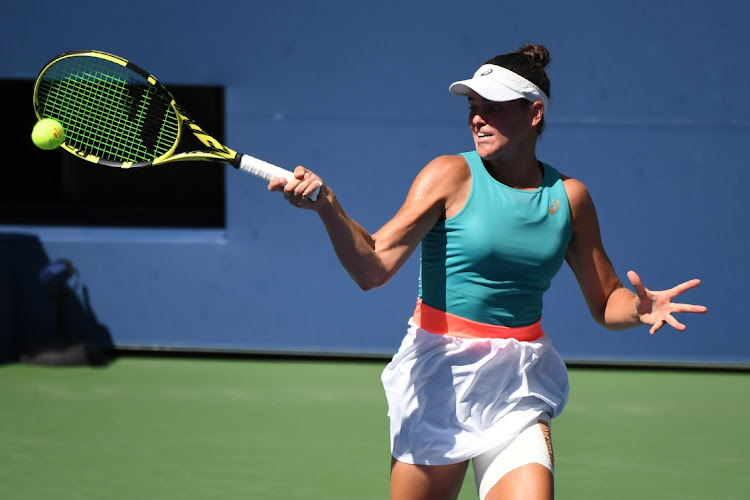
[412,299,544,341]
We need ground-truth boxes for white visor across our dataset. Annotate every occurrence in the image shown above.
[449,64,549,110]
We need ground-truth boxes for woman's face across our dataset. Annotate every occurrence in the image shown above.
[466,90,538,162]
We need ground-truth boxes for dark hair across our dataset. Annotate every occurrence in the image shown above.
[485,43,551,136]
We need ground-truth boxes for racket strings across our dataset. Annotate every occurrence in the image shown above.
[36,55,179,164]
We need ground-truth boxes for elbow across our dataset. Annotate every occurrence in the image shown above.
[597,286,640,331]
[356,277,388,292]
[599,320,635,332]
[590,303,624,331]
[593,300,639,331]
[586,295,610,328]
[358,282,379,292]
[596,317,627,331]
[592,310,615,330]
[354,271,391,291]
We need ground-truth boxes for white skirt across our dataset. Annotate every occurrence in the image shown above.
[381,319,569,465]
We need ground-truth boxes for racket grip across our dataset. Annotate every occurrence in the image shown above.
[237,154,320,201]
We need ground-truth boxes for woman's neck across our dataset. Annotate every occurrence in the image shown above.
[482,155,543,190]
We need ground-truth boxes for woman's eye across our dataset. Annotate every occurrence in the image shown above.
[469,105,502,114]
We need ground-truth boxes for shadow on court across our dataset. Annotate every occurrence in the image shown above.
[0,233,114,366]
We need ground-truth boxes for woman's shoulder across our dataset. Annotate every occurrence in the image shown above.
[559,173,586,194]
[409,155,472,218]
[559,173,596,221]
[413,154,471,189]
[425,154,471,174]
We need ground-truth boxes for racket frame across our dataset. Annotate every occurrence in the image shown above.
[33,50,319,199]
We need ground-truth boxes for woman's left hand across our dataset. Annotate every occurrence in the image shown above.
[627,270,708,335]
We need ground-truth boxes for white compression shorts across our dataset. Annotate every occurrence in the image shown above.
[472,416,554,500]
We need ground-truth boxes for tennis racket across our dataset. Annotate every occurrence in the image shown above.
[33,50,320,200]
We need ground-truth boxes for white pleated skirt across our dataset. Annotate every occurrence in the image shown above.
[381,319,569,465]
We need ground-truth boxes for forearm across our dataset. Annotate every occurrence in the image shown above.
[316,192,389,290]
[601,286,642,331]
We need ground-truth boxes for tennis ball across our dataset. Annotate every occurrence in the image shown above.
[31,118,65,150]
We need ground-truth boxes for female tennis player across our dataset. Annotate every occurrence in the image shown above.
[269,43,707,500]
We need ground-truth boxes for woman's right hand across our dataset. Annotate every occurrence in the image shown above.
[269,165,326,211]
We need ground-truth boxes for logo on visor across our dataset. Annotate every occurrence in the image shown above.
[480,69,493,76]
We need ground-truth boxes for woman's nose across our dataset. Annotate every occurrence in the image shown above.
[471,112,485,126]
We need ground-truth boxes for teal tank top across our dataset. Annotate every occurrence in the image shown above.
[418,151,572,327]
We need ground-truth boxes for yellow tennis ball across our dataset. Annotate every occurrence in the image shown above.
[31,118,65,150]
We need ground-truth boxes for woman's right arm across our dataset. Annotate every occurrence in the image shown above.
[270,155,469,290]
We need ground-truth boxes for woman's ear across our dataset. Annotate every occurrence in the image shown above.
[530,101,544,127]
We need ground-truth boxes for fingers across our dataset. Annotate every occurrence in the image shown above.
[670,302,708,314]
[627,270,646,295]
[629,270,707,307]
[669,278,702,297]
[649,320,665,335]
[272,166,324,207]
[287,178,322,200]
[292,166,324,199]
[267,176,287,192]
[629,270,707,335]
[650,315,686,335]
[648,301,707,335]
[293,165,307,180]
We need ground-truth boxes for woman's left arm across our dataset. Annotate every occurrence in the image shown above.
[563,177,707,333]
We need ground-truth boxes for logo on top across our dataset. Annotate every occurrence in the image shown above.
[549,199,560,214]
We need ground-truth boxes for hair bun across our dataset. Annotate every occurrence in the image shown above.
[517,44,550,69]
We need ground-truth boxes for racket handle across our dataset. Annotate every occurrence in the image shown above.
[236,154,320,201]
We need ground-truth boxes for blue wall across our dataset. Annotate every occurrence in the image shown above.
[2,0,747,366]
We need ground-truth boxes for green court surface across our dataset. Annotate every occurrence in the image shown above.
[1,357,748,499]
